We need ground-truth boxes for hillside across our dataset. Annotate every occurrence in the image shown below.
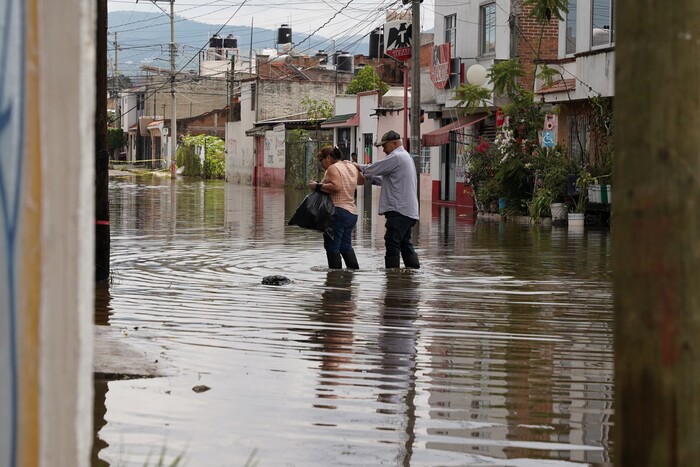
[109,11,369,77]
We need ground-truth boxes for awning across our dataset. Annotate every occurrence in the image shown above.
[422,114,489,147]
[320,113,359,129]
[245,125,273,137]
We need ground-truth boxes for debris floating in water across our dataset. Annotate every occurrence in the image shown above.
[262,275,292,286]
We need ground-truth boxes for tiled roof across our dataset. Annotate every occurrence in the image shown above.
[537,78,576,94]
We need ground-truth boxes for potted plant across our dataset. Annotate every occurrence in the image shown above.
[537,147,570,223]
[529,187,553,221]
[569,170,594,227]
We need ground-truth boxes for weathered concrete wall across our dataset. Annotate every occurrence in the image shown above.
[179,107,228,138]
[39,0,95,464]
[259,125,286,187]
[257,80,337,122]
[143,76,227,121]
[225,81,256,184]
[0,0,94,465]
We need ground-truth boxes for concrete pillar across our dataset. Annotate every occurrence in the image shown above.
[0,0,94,465]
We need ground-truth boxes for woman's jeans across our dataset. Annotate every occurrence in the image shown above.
[323,207,358,254]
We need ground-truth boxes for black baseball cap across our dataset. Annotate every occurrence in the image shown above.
[374,130,401,147]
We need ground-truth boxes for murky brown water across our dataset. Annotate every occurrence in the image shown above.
[94,174,613,467]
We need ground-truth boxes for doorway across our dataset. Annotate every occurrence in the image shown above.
[439,142,455,201]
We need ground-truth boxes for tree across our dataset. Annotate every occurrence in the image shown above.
[107,73,133,95]
[300,96,333,122]
[345,65,389,95]
[614,0,700,465]
[177,134,225,179]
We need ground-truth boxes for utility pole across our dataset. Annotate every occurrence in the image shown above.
[249,18,254,74]
[114,32,121,126]
[148,0,176,169]
[229,52,235,121]
[169,0,176,172]
[96,0,110,281]
[615,1,700,465]
[410,0,421,202]
[114,31,118,91]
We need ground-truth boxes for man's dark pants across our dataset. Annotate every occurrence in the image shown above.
[384,211,419,268]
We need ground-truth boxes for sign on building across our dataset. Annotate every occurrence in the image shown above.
[385,21,412,62]
[430,43,451,89]
[541,113,557,148]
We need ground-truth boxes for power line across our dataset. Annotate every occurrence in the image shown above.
[111,0,249,124]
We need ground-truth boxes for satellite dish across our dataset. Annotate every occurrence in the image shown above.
[466,64,488,86]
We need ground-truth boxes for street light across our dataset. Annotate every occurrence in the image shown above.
[466,64,488,86]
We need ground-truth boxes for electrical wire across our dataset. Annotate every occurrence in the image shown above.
[111,0,250,123]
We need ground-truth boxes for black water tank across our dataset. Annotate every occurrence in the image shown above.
[337,52,353,73]
[209,34,223,48]
[277,24,292,44]
[369,28,384,59]
[224,34,237,48]
[315,50,328,64]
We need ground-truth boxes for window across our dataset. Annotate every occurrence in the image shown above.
[565,0,577,54]
[592,0,615,47]
[420,146,431,173]
[480,3,496,56]
[250,83,256,111]
[444,14,456,58]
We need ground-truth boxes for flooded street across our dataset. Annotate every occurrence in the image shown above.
[94,174,613,466]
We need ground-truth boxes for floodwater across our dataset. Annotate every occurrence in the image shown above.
[93,174,614,467]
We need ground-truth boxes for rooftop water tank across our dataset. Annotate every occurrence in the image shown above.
[224,34,237,49]
[209,34,223,48]
[337,52,353,73]
[369,27,384,59]
[277,24,292,44]
[315,50,328,64]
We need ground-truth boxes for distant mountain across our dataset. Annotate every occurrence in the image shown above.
[109,11,369,77]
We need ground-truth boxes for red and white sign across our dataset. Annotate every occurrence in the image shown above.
[496,108,505,127]
[430,43,451,89]
[385,21,412,62]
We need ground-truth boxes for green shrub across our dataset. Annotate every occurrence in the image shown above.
[107,128,125,151]
[177,134,225,179]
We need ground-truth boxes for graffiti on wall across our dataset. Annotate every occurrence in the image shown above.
[0,0,25,465]
[263,124,286,169]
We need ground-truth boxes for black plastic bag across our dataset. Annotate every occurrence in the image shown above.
[288,191,336,239]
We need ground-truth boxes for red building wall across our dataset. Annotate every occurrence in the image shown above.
[516,1,560,92]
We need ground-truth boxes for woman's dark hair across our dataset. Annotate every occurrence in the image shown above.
[318,145,342,161]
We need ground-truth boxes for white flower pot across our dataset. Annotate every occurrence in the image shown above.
[550,203,568,221]
[568,212,584,228]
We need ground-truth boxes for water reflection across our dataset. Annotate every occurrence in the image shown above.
[95,176,613,466]
[93,282,111,466]
[376,271,419,466]
[311,271,357,409]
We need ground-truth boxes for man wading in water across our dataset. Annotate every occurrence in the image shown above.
[353,131,420,269]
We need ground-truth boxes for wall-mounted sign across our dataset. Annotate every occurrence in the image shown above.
[430,43,451,89]
[385,21,412,62]
[496,108,505,127]
[541,114,557,148]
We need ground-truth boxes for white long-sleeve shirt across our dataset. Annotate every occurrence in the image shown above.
[361,145,419,220]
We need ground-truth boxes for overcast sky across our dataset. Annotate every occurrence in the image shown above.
[108,0,436,40]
